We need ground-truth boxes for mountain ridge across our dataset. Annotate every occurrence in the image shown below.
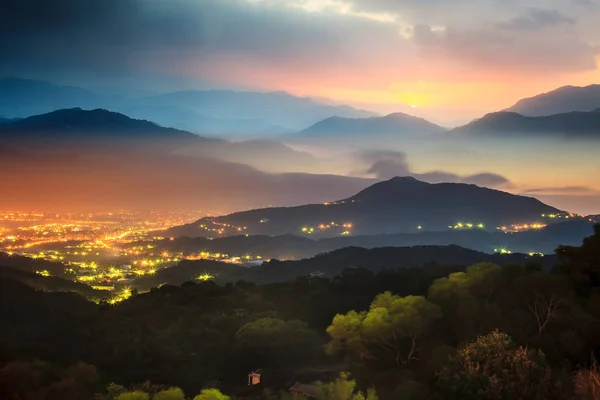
[167,176,562,238]
[451,109,600,138]
[506,84,600,116]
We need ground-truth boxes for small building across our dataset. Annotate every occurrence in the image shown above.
[248,370,262,386]
[289,382,318,399]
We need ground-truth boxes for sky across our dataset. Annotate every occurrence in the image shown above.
[0,0,599,215]
[1,0,600,125]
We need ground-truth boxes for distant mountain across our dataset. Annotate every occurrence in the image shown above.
[451,110,600,138]
[0,108,199,142]
[506,84,600,116]
[167,176,562,238]
[154,219,595,260]
[0,108,373,212]
[0,77,107,118]
[290,112,444,143]
[131,245,556,288]
[143,90,378,131]
[0,77,377,135]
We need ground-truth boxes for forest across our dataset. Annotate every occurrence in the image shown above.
[1,225,599,400]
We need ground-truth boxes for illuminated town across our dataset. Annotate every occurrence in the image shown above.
[1,209,586,294]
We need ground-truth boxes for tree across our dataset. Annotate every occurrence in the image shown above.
[428,263,505,340]
[115,391,150,400]
[193,388,230,400]
[327,293,441,367]
[153,387,185,400]
[314,373,378,400]
[557,224,600,290]
[513,272,572,336]
[574,360,600,400]
[435,330,563,400]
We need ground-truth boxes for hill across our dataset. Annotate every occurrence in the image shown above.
[0,108,200,142]
[451,110,600,138]
[0,266,104,299]
[131,245,555,288]
[296,112,444,138]
[0,252,67,277]
[506,84,600,116]
[155,219,595,260]
[167,176,562,238]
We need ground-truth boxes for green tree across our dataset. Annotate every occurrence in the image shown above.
[429,263,505,340]
[327,293,441,366]
[435,330,562,400]
[314,373,378,400]
[115,391,150,400]
[193,388,230,400]
[153,387,185,400]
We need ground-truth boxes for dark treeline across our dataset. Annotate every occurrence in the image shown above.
[1,225,599,400]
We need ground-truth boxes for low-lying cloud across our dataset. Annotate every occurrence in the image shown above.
[361,150,510,188]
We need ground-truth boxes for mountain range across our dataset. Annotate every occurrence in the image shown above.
[506,84,600,116]
[167,176,562,238]
[288,112,445,143]
[0,77,377,135]
[131,245,557,288]
[153,218,595,259]
[0,108,374,212]
[452,109,600,138]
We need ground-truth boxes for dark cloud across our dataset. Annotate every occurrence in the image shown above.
[0,0,406,82]
[496,8,575,31]
[361,150,510,188]
[523,186,600,195]
[411,23,597,73]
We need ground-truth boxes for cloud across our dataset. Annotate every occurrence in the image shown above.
[523,186,600,195]
[410,24,597,73]
[361,150,510,188]
[496,8,574,31]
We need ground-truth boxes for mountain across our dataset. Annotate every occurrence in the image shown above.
[131,245,556,288]
[0,77,377,136]
[153,219,595,260]
[0,77,108,118]
[290,112,445,143]
[506,84,600,116]
[167,176,562,238]
[451,110,600,138]
[0,108,200,142]
[142,90,378,131]
[0,108,373,212]
[0,108,314,168]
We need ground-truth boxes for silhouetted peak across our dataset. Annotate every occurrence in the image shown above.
[350,176,429,201]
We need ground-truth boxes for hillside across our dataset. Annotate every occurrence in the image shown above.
[506,84,600,116]
[294,112,444,140]
[131,245,555,288]
[0,266,104,299]
[0,108,200,141]
[167,177,562,238]
[155,219,595,259]
[451,110,600,138]
[0,252,67,277]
